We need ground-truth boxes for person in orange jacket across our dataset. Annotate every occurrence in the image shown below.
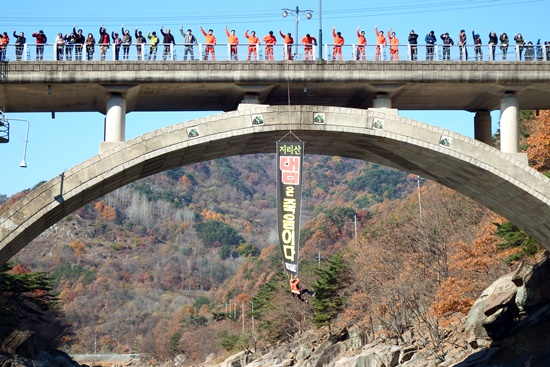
[199,26,216,60]
[244,30,260,60]
[0,32,9,62]
[279,31,294,60]
[225,26,239,60]
[301,33,317,60]
[289,275,315,303]
[332,27,344,60]
[356,26,367,61]
[388,28,399,61]
[262,31,277,61]
[374,26,387,61]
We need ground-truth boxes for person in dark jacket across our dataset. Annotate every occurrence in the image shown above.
[440,32,454,60]
[458,29,468,60]
[64,32,75,61]
[160,26,175,60]
[85,33,95,60]
[524,41,535,61]
[135,28,146,60]
[408,30,418,60]
[514,33,525,60]
[499,33,509,60]
[488,31,498,60]
[425,30,436,60]
[73,25,85,60]
[13,30,26,61]
[472,29,482,61]
[121,25,132,60]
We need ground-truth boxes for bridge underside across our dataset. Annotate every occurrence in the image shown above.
[2,61,550,113]
[1,105,550,265]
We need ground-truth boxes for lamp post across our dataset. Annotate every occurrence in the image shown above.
[2,116,30,168]
[282,6,313,59]
[319,0,323,60]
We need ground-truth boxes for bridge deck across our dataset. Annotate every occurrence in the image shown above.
[2,61,550,113]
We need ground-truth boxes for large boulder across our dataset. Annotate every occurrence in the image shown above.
[454,253,550,366]
[514,252,550,311]
[332,344,401,367]
[463,273,518,348]
[0,330,38,358]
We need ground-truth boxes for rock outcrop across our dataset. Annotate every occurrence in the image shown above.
[201,253,550,367]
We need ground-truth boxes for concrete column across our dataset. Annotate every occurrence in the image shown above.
[474,110,492,145]
[105,93,126,142]
[500,92,519,154]
[372,93,392,108]
[238,93,268,111]
[241,93,260,105]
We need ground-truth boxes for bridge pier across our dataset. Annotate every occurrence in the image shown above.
[500,92,519,153]
[500,92,527,164]
[373,93,392,109]
[100,93,126,153]
[474,110,492,145]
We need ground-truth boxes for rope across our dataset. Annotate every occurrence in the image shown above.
[277,61,302,143]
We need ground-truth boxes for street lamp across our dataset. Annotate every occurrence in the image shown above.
[282,6,313,59]
[0,112,30,168]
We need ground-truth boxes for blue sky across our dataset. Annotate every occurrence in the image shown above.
[1,0,547,197]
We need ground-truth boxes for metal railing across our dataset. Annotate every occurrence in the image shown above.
[0,42,547,62]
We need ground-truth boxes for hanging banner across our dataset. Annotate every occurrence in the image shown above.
[276,141,304,276]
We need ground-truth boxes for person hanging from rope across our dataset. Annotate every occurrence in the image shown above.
[289,274,315,303]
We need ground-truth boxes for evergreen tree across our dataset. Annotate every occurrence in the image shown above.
[0,262,72,352]
[495,221,540,263]
[312,252,350,328]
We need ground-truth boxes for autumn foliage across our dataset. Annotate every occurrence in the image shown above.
[528,110,550,172]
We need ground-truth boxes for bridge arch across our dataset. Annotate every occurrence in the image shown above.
[2,105,550,264]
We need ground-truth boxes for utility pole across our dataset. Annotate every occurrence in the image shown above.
[354,214,358,248]
[416,175,423,221]
[251,301,255,336]
[319,0,323,60]
[242,303,245,334]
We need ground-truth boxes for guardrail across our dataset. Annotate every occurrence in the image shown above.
[0,43,548,62]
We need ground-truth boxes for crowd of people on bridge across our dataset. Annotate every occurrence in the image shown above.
[1,23,549,62]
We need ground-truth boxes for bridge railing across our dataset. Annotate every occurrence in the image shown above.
[1,43,548,62]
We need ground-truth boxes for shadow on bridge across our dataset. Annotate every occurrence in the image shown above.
[1,105,550,264]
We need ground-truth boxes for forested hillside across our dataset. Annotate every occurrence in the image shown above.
[2,154,417,359]
[2,110,550,365]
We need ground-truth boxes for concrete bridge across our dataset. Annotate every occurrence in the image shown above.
[2,61,550,155]
[1,105,550,265]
